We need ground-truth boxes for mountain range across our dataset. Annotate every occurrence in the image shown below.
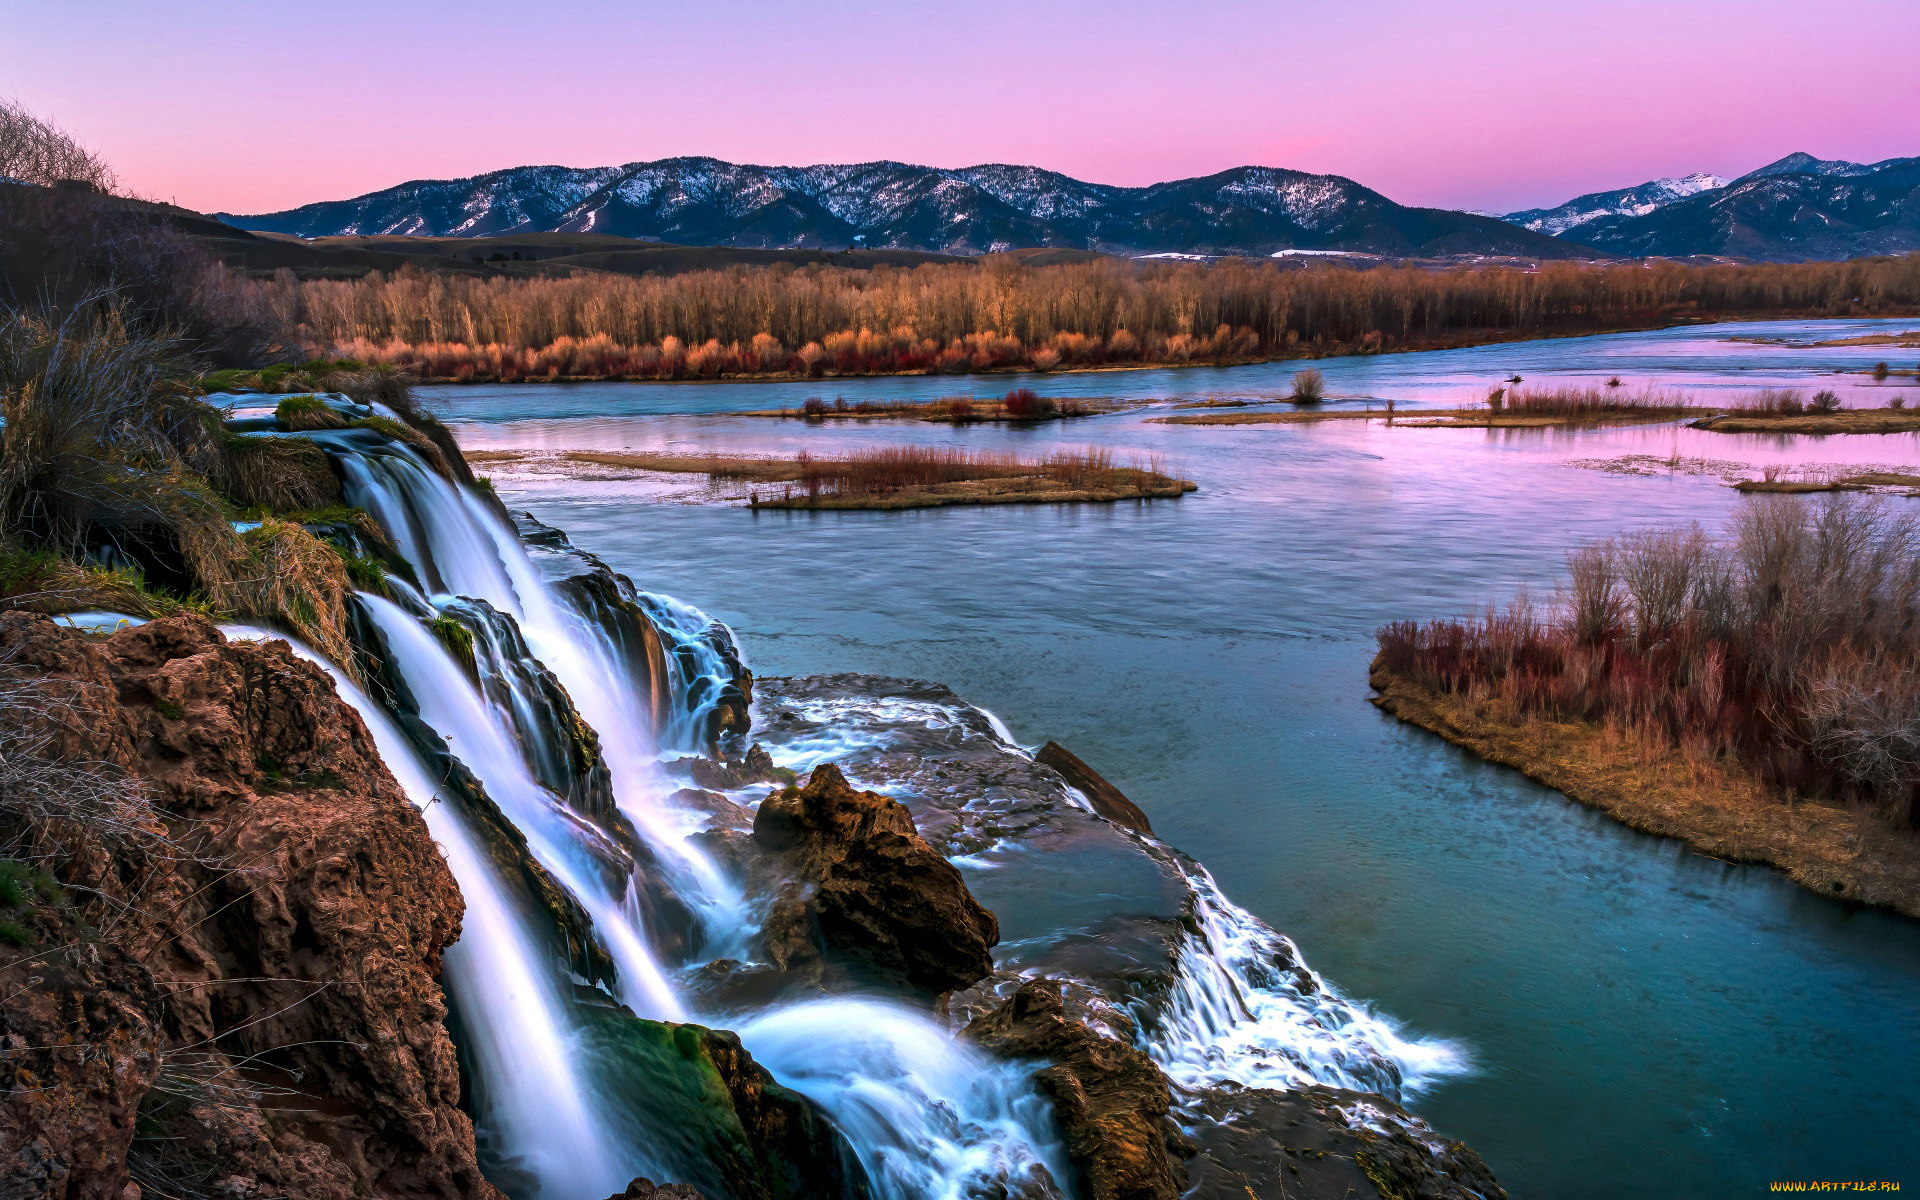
[220,151,1920,264]
[216,159,1582,259]
[1508,152,1920,260]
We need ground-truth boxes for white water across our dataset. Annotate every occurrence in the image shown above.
[241,421,1454,1198]
[309,438,1072,1195]
[358,594,683,1019]
[739,1000,1071,1200]
[341,446,747,945]
[220,624,635,1199]
[1150,864,1465,1099]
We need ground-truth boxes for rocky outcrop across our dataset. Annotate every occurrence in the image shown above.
[1037,741,1153,833]
[580,1007,871,1200]
[966,979,1188,1200]
[1181,1085,1507,1200]
[750,763,998,998]
[606,1179,707,1200]
[676,743,795,792]
[0,613,497,1200]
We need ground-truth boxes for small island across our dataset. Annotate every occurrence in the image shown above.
[1155,387,1706,428]
[731,388,1122,423]
[471,447,1196,509]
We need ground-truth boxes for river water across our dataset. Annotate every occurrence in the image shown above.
[426,319,1920,1199]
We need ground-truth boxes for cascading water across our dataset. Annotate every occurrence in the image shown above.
[215,400,1457,1200]
[222,412,1070,1198]
[221,624,638,1199]
[739,1000,1072,1200]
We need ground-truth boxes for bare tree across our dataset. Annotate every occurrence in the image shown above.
[0,99,115,192]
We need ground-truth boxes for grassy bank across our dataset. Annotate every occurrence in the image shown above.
[1370,664,1920,916]
[1373,497,1920,916]
[479,446,1194,509]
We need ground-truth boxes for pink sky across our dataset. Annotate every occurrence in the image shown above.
[6,0,1917,216]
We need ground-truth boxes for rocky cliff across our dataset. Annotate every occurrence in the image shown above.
[0,613,496,1200]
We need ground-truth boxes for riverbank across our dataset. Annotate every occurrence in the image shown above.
[1733,471,1920,494]
[469,448,1196,509]
[1694,408,1920,434]
[1369,664,1920,919]
[1153,404,1713,428]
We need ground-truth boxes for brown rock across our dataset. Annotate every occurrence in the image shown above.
[1181,1084,1507,1200]
[752,763,998,997]
[604,1177,707,1199]
[0,613,499,1200]
[1036,742,1153,833]
[966,979,1187,1200]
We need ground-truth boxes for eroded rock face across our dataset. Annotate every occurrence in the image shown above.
[0,613,497,1200]
[966,979,1189,1200]
[750,762,998,999]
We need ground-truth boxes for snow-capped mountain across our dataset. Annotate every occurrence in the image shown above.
[1548,154,1920,260]
[1503,172,1726,236]
[217,157,1581,259]
[1733,151,1917,183]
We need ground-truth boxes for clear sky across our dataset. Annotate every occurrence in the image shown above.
[4,0,1916,216]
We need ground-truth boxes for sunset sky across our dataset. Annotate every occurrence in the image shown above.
[5,0,1917,216]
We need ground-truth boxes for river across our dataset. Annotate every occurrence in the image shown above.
[426,318,1920,1198]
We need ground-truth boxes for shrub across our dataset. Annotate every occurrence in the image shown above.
[1741,388,1804,415]
[1001,387,1056,419]
[801,396,829,417]
[1873,362,1891,381]
[1290,368,1326,403]
[1809,389,1843,414]
[1377,496,1920,827]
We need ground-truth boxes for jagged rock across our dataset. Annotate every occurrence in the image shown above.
[606,1179,707,1200]
[672,787,756,832]
[967,979,1188,1200]
[752,763,998,997]
[1037,741,1153,833]
[1180,1084,1507,1200]
[0,613,498,1200]
[678,743,795,791]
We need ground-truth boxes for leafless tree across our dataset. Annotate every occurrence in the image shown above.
[0,99,115,192]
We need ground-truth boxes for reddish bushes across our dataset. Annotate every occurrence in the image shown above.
[244,253,1920,381]
[1377,498,1920,827]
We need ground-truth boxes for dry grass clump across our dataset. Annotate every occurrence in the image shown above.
[0,303,239,574]
[1377,497,1920,830]
[1494,386,1690,418]
[212,435,343,512]
[222,519,357,667]
[1290,368,1326,402]
[1731,387,1845,416]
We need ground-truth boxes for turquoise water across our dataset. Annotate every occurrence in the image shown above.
[425,320,1920,1198]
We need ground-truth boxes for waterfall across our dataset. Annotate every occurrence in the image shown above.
[356,593,684,1019]
[220,406,1459,1200]
[221,419,1067,1199]
[221,625,640,1199]
[739,1000,1070,1200]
